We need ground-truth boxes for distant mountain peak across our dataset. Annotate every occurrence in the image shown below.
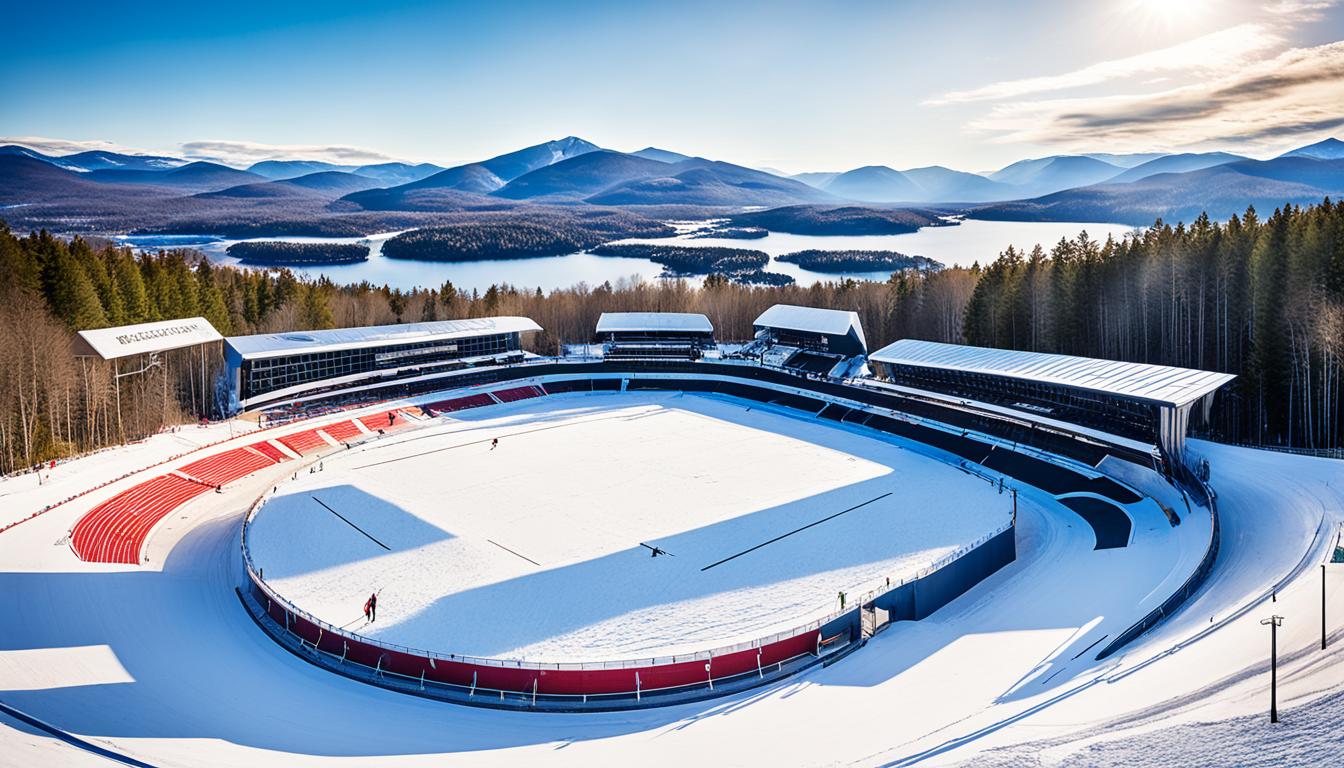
[1279,137,1344,160]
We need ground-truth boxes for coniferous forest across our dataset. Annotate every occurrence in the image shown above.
[1,199,1341,473]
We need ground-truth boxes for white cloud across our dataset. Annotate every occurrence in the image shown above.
[0,136,406,169]
[965,40,1344,153]
[928,24,1280,104]
[177,140,398,167]
[1263,0,1336,18]
[0,135,152,156]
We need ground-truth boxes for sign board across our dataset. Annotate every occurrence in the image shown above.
[74,317,223,360]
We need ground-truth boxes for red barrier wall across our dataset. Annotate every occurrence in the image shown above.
[251,575,821,696]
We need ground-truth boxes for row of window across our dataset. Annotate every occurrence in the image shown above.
[240,333,520,399]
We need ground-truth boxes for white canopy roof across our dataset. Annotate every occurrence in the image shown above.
[596,312,713,334]
[227,317,541,360]
[752,304,866,350]
[869,339,1236,408]
[75,317,223,360]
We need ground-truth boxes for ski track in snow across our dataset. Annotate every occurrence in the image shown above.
[0,388,1341,767]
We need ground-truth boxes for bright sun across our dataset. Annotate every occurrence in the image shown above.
[1124,0,1218,28]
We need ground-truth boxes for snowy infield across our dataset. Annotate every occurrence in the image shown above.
[245,391,1012,662]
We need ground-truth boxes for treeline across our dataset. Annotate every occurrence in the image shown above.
[227,241,369,265]
[963,201,1344,448]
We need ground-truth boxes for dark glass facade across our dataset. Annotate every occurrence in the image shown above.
[238,332,522,403]
[871,361,1160,444]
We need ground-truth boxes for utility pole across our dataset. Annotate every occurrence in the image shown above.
[1323,564,1328,651]
[1260,615,1284,723]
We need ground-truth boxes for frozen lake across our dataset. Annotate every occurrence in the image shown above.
[119,219,1136,294]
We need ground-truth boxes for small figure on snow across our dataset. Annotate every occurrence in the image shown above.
[491,438,499,451]
[838,591,846,610]
[364,592,378,623]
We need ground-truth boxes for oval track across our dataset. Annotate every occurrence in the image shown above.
[1,398,1340,767]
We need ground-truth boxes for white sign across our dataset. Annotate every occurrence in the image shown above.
[75,317,223,360]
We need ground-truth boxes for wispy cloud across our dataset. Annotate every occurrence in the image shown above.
[928,24,1280,104]
[1263,0,1336,19]
[967,40,1344,152]
[1,135,406,168]
[0,135,149,156]
[178,140,398,167]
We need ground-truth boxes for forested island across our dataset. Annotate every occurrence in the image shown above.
[729,205,947,236]
[381,212,673,262]
[588,243,792,284]
[690,226,768,240]
[226,241,369,265]
[777,250,941,273]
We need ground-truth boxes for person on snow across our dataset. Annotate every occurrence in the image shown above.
[364,592,378,622]
[491,438,499,451]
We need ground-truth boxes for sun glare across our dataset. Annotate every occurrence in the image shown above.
[1124,0,1218,28]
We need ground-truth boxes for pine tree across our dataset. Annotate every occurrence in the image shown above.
[113,251,151,323]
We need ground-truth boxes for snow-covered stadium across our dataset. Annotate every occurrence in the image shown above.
[3,306,1342,765]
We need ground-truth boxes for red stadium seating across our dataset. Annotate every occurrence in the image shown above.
[277,429,331,456]
[71,474,212,564]
[358,409,409,432]
[422,393,496,414]
[247,440,292,463]
[491,386,545,403]
[318,419,363,443]
[179,447,276,487]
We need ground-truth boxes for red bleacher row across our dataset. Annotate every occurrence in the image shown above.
[70,474,213,564]
[179,445,278,487]
[68,408,411,564]
[423,385,547,413]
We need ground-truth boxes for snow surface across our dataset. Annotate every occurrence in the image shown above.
[2,389,1342,768]
[246,392,1012,661]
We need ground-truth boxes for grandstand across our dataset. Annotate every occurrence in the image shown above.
[224,317,541,412]
[71,474,214,564]
[867,339,1236,472]
[749,304,867,377]
[595,312,715,360]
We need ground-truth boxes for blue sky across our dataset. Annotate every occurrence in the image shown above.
[3,0,1342,173]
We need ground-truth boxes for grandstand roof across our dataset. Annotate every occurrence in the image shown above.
[869,339,1236,408]
[226,317,541,359]
[753,304,866,351]
[74,317,223,360]
[596,312,713,334]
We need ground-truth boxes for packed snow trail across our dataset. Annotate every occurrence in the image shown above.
[0,391,1340,767]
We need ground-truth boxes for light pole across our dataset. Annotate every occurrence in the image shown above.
[1260,615,1284,723]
